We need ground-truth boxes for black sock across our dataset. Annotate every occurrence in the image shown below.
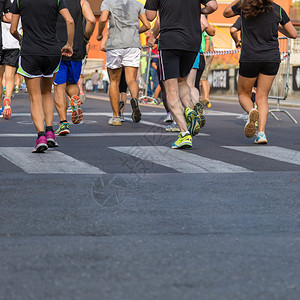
[38,131,45,137]
[60,120,67,124]
[45,126,53,132]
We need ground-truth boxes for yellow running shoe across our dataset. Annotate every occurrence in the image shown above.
[172,133,192,149]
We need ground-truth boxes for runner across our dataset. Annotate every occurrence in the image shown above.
[10,0,74,153]
[97,0,151,126]
[54,0,96,136]
[224,0,297,144]
[0,2,21,120]
[0,0,12,119]
[145,0,218,149]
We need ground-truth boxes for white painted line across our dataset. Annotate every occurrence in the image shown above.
[110,146,251,173]
[11,111,240,117]
[223,146,300,166]
[0,132,208,138]
[0,147,105,174]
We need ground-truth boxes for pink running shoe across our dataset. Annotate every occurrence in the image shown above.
[46,131,59,148]
[32,136,48,153]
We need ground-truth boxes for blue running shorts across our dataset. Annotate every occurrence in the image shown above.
[54,60,82,85]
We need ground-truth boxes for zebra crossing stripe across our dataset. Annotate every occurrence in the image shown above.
[0,147,105,174]
[223,146,300,166]
[110,146,251,173]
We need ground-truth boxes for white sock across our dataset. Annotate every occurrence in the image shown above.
[181,131,190,136]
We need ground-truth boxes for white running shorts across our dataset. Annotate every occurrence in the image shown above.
[106,48,141,69]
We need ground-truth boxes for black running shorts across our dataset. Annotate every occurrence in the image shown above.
[159,50,198,81]
[17,55,61,78]
[0,49,20,68]
[239,62,280,78]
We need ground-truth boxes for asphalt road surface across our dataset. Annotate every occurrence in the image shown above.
[0,91,300,300]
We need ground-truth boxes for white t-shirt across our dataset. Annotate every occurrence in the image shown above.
[2,0,22,50]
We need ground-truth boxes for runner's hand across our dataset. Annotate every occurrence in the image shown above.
[148,35,156,48]
[236,40,241,49]
[62,43,73,57]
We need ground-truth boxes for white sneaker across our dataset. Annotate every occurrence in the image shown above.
[108,117,121,126]
[244,108,259,138]
[120,115,125,122]
[254,132,268,144]
[163,113,173,123]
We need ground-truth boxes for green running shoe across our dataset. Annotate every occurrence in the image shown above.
[172,133,192,149]
[55,122,70,136]
[184,107,200,136]
[193,102,206,128]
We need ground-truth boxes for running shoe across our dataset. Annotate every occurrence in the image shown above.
[166,122,180,132]
[244,108,259,138]
[163,112,173,123]
[130,98,141,123]
[108,116,121,126]
[32,136,48,153]
[201,99,211,108]
[254,132,268,144]
[120,115,125,122]
[67,106,72,113]
[236,112,248,120]
[14,86,19,94]
[79,93,86,104]
[70,95,83,124]
[193,102,206,128]
[3,97,11,119]
[0,107,3,118]
[184,107,200,136]
[46,130,59,148]
[172,133,193,149]
[55,122,70,136]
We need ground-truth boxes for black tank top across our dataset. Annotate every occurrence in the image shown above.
[56,0,85,61]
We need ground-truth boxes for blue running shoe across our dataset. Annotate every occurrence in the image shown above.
[254,132,268,144]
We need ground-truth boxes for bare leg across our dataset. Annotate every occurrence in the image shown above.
[124,66,139,99]
[0,65,4,99]
[187,69,200,106]
[164,78,188,132]
[178,77,193,109]
[108,68,122,117]
[4,65,16,99]
[200,80,210,101]
[25,77,45,133]
[255,73,276,133]
[237,75,258,113]
[54,83,68,122]
[66,83,80,98]
[41,76,55,127]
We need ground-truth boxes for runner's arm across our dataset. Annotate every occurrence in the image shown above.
[278,22,297,39]
[206,23,215,36]
[81,0,96,42]
[97,10,109,41]
[2,12,12,23]
[201,14,208,33]
[201,0,218,15]
[147,16,159,47]
[59,8,75,57]
[223,0,240,18]
[146,10,157,22]
[10,14,21,43]
[230,26,241,48]
[139,13,151,34]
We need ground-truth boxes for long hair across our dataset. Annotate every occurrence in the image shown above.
[241,0,274,19]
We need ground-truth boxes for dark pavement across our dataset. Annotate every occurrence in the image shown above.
[0,92,300,299]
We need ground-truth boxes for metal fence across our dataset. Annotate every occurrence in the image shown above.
[269,37,298,123]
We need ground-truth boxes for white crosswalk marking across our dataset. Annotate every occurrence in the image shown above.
[0,147,105,174]
[110,146,251,173]
[223,146,300,166]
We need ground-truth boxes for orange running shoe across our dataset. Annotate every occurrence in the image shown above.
[3,97,11,120]
[70,95,83,124]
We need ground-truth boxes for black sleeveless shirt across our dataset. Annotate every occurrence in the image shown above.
[56,0,85,61]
